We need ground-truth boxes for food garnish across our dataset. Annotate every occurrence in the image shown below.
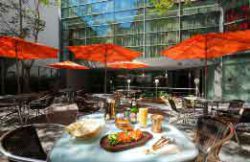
[108,129,143,145]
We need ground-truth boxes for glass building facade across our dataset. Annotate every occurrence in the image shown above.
[60,0,222,60]
[61,0,250,99]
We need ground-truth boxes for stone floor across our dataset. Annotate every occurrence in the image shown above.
[0,102,250,162]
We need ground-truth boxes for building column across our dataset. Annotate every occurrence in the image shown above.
[212,6,224,99]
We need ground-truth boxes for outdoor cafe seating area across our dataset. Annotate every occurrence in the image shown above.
[0,87,250,162]
[1,30,250,162]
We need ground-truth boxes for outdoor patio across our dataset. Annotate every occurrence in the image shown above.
[1,0,250,162]
[0,96,250,162]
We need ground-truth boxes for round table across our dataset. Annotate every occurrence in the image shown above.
[49,113,198,162]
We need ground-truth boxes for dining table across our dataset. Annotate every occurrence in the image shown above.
[48,113,199,162]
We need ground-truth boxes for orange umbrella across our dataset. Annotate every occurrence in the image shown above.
[107,61,149,69]
[0,36,58,59]
[162,30,250,60]
[47,61,89,70]
[0,36,58,93]
[162,30,250,97]
[67,43,141,93]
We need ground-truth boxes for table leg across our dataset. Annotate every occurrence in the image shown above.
[17,104,23,125]
[203,102,208,115]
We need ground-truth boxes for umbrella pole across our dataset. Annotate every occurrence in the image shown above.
[104,63,107,94]
[104,54,107,94]
[204,35,208,99]
[205,58,207,99]
[1,59,5,95]
[16,60,21,94]
[15,41,21,94]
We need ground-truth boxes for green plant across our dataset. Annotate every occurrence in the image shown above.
[149,0,191,14]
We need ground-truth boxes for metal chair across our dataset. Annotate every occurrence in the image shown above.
[212,100,244,116]
[74,96,101,115]
[233,108,250,147]
[195,116,234,162]
[168,98,197,120]
[29,94,55,116]
[0,124,64,162]
[0,125,47,162]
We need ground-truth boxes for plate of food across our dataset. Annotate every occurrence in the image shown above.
[100,129,152,152]
[65,118,105,140]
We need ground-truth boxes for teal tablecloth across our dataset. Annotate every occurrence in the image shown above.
[49,113,198,162]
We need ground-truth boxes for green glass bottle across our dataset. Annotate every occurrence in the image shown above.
[130,98,138,124]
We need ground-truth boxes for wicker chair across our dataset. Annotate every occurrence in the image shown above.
[212,100,244,116]
[195,116,234,162]
[168,98,198,120]
[182,98,205,112]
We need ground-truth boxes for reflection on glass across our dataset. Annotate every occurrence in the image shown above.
[61,0,221,58]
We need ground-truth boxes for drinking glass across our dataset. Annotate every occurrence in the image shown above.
[138,108,148,128]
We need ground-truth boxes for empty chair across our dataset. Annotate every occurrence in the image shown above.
[0,124,65,162]
[195,116,234,162]
[29,94,55,116]
[182,98,193,109]
[213,100,244,116]
[213,106,250,147]
[74,96,101,115]
[168,98,197,120]
[0,125,47,162]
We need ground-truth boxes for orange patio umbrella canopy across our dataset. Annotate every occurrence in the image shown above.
[0,36,58,59]
[67,43,141,63]
[162,30,250,60]
[47,61,89,70]
[161,29,250,98]
[0,36,58,94]
[107,61,149,69]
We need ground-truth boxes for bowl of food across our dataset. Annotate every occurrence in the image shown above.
[65,118,105,140]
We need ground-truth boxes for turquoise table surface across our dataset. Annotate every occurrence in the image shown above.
[49,113,198,162]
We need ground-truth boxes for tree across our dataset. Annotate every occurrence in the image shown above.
[0,0,59,93]
[21,0,48,92]
[0,0,32,94]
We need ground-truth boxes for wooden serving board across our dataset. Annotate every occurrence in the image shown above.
[100,132,153,152]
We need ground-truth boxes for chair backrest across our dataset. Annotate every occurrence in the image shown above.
[0,125,47,162]
[239,108,250,123]
[45,95,55,107]
[196,116,234,154]
[228,100,244,112]
[168,98,180,113]
[182,98,193,109]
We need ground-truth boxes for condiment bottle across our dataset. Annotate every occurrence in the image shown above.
[130,97,138,124]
